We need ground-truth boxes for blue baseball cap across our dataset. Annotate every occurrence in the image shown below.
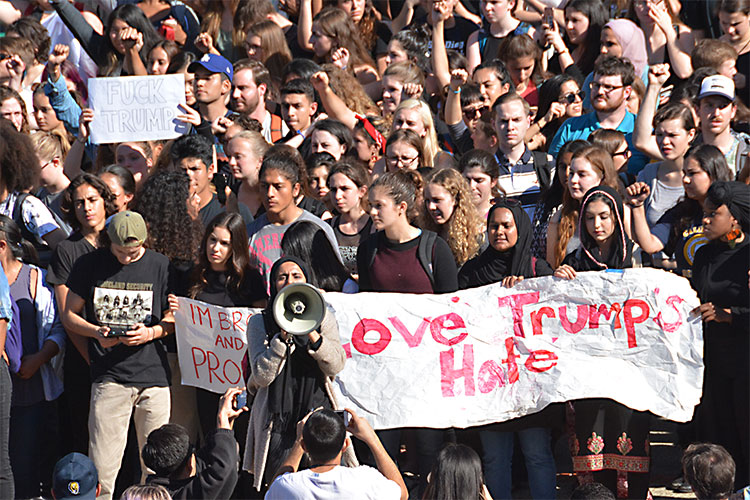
[188,53,233,81]
[53,453,98,500]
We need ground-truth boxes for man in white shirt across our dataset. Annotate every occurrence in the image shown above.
[266,409,408,500]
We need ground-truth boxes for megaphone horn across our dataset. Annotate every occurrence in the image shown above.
[272,282,325,336]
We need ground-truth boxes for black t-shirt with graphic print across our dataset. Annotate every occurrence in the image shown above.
[67,248,171,387]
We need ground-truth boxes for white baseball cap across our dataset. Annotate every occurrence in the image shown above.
[698,75,735,102]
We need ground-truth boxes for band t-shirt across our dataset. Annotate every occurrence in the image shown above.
[67,248,171,387]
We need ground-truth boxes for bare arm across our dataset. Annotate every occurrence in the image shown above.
[431,8,452,90]
[298,0,314,52]
[633,64,670,159]
[391,0,419,33]
[626,182,666,253]
[54,284,90,363]
[649,5,694,79]
[465,30,481,76]
[445,69,468,126]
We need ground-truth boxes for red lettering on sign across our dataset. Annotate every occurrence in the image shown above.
[498,292,540,337]
[559,305,588,333]
[653,295,684,333]
[218,311,231,331]
[195,305,212,328]
[232,311,245,332]
[623,299,649,348]
[389,316,430,348]
[589,303,622,329]
[214,335,226,348]
[207,351,224,384]
[503,337,520,384]
[351,319,391,355]
[525,350,558,373]
[477,360,506,393]
[530,307,555,336]
[191,347,206,378]
[430,313,468,346]
[439,344,474,397]
[223,359,242,384]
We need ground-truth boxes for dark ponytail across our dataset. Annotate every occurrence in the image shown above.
[0,215,39,266]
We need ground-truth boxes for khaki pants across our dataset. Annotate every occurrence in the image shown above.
[167,353,199,442]
[88,382,170,500]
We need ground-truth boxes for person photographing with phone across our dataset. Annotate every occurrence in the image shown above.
[62,210,174,500]
[142,387,248,500]
[266,408,408,500]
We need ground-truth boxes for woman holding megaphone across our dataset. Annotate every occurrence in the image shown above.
[243,256,348,492]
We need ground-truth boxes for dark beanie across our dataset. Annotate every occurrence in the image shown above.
[707,181,750,232]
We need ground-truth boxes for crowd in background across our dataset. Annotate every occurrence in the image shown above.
[0,0,748,497]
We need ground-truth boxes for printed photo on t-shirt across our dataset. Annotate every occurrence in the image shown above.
[94,281,154,333]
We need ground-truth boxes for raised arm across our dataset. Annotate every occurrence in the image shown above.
[633,64,670,160]
[50,0,108,67]
[391,0,420,34]
[648,5,694,79]
[431,4,452,90]
[445,69,468,127]
[625,182,666,253]
[298,0,315,52]
[310,71,358,129]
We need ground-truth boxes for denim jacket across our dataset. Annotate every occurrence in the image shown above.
[28,266,66,401]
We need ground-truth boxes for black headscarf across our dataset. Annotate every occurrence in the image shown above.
[458,199,534,289]
[706,181,750,233]
[572,185,634,271]
[264,256,327,422]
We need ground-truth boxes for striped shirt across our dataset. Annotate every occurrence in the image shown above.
[495,147,554,221]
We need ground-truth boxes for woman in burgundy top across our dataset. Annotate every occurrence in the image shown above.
[355,169,457,496]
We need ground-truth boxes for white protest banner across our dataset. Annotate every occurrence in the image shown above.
[324,268,704,430]
[174,297,261,394]
[88,74,188,144]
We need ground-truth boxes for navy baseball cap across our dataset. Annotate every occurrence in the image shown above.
[53,453,98,500]
[188,53,233,80]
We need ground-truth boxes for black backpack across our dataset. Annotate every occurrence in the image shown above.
[11,193,61,268]
[361,230,439,288]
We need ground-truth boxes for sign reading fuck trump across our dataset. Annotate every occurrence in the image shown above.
[88,74,188,144]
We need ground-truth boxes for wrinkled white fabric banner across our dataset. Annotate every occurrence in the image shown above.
[325,269,703,430]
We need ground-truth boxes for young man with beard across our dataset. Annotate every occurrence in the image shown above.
[231,59,288,144]
[548,55,648,173]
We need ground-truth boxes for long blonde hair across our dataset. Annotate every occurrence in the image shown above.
[553,146,618,267]
[246,20,292,86]
[201,0,245,50]
[393,99,440,168]
[420,168,484,265]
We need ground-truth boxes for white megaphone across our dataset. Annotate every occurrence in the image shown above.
[272,283,325,336]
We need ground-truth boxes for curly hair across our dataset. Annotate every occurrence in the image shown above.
[553,145,618,267]
[0,86,30,134]
[0,119,38,192]
[420,168,484,265]
[322,64,380,116]
[60,174,117,230]
[133,170,203,263]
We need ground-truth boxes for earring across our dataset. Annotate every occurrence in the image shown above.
[726,226,742,248]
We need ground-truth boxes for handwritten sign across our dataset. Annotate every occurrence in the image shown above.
[324,269,704,430]
[174,269,704,428]
[174,297,261,394]
[88,74,188,144]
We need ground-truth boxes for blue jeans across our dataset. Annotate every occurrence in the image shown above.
[479,427,556,500]
[10,399,57,498]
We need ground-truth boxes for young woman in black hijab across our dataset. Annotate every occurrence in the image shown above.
[243,256,347,491]
[554,185,650,499]
[458,198,556,500]
[690,181,750,489]
[459,198,553,290]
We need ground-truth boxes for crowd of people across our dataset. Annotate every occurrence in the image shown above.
[0,0,748,497]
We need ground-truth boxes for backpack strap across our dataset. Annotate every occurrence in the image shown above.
[364,231,382,271]
[11,193,35,244]
[530,151,553,192]
[478,28,488,59]
[417,231,437,288]
[270,114,284,143]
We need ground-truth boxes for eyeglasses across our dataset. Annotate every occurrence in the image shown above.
[386,155,419,167]
[560,90,585,104]
[462,106,486,118]
[613,149,631,159]
[590,82,625,94]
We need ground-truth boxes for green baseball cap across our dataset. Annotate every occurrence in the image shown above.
[108,211,147,247]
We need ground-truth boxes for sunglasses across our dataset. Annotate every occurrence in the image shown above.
[560,90,585,104]
[462,106,486,118]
